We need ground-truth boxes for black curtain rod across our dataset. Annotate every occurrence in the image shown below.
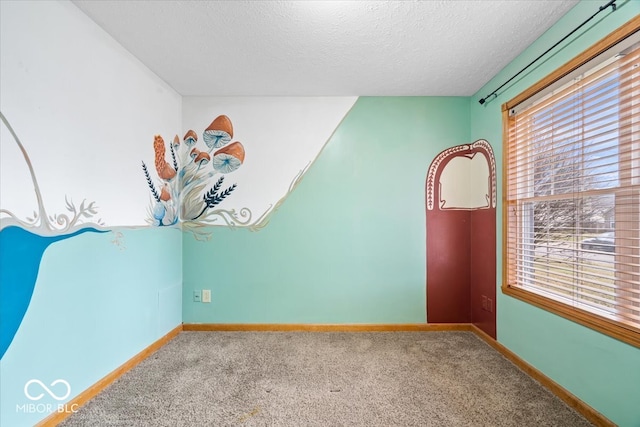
[478,0,618,105]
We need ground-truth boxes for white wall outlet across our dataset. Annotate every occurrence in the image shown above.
[202,289,211,303]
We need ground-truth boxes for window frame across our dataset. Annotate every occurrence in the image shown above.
[502,16,640,348]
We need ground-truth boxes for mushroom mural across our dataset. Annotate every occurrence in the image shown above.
[153,135,177,181]
[203,114,233,151]
[184,130,197,147]
[194,151,211,171]
[141,115,251,235]
[213,141,245,173]
[159,183,171,201]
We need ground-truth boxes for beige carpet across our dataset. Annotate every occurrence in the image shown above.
[61,331,592,426]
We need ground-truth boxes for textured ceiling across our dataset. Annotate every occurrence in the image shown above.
[72,0,579,96]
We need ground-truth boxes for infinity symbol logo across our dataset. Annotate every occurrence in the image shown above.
[24,379,71,401]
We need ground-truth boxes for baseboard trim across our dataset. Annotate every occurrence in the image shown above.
[35,324,183,427]
[182,323,473,332]
[470,325,614,427]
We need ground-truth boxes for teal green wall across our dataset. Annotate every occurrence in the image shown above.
[183,97,470,324]
[470,2,640,426]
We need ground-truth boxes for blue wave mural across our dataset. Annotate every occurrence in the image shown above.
[0,226,105,359]
[0,112,109,359]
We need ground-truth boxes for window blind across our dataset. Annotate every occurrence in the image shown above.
[505,42,640,331]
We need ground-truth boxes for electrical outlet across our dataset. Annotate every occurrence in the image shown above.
[202,289,211,303]
[482,295,487,310]
[193,290,201,303]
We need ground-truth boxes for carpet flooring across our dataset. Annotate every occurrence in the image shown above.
[61,331,593,426]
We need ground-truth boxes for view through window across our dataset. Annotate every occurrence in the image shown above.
[504,33,640,345]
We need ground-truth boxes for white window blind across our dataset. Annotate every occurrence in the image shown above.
[505,42,640,332]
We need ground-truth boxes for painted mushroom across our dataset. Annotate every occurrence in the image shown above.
[172,135,180,150]
[203,115,233,152]
[183,130,197,147]
[153,135,177,180]
[152,203,166,225]
[160,183,171,201]
[194,151,211,171]
[190,147,201,161]
[212,141,245,173]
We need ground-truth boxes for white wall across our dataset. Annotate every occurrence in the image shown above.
[182,97,357,225]
[1,0,182,228]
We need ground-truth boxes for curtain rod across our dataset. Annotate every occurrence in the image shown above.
[478,0,618,105]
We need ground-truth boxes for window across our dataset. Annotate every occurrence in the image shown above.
[503,20,640,347]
